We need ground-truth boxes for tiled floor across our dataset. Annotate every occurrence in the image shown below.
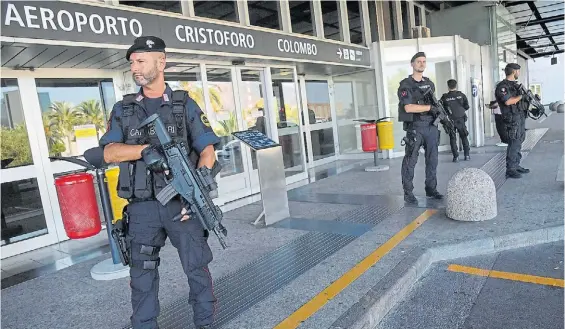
[1,158,373,286]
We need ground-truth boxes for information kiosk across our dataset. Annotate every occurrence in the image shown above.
[232,130,290,226]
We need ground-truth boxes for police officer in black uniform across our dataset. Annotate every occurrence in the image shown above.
[440,79,471,162]
[398,52,444,203]
[99,36,220,329]
[494,63,530,179]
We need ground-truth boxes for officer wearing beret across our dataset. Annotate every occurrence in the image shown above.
[495,63,530,178]
[100,36,220,329]
[397,52,444,203]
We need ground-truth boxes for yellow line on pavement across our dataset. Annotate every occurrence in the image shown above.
[448,264,565,288]
[274,209,437,329]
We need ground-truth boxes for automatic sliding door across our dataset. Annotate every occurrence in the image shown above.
[303,80,336,164]
[1,78,59,256]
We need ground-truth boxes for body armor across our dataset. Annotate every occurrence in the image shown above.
[117,90,193,201]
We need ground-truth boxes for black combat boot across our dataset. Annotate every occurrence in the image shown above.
[452,156,459,163]
[464,155,471,161]
[506,169,522,178]
[517,166,530,173]
[404,192,418,204]
[426,190,444,199]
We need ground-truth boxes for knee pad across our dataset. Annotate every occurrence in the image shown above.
[130,243,161,270]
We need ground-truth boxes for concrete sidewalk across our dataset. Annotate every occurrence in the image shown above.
[1,116,563,329]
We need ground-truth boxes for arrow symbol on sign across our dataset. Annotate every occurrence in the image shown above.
[337,48,342,58]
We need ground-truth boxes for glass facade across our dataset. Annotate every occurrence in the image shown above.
[0,0,479,256]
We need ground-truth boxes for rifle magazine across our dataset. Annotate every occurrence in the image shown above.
[156,184,178,206]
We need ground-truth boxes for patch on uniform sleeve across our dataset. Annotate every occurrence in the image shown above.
[200,113,211,127]
[500,87,507,95]
[401,90,408,97]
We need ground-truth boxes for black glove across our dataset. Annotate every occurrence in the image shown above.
[141,145,166,172]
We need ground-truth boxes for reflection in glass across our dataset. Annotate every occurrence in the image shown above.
[310,128,335,160]
[206,68,244,177]
[248,1,280,30]
[271,68,304,176]
[1,79,33,168]
[305,81,335,160]
[1,178,48,245]
[194,1,238,22]
[289,1,314,36]
[239,70,264,170]
[305,81,332,123]
[119,0,181,14]
[36,79,115,158]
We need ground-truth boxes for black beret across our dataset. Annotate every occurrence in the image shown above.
[126,36,166,61]
[504,63,521,70]
[411,52,426,63]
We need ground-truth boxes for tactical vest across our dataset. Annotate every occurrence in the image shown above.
[117,90,194,201]
[398,79,431,124]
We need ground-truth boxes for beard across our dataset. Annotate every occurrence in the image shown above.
[133,65,159,86]
[514,73,520,79]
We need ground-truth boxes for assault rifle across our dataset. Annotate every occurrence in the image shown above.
[421,88,455,136]
[138,114,228,249]
[517,84,547,120]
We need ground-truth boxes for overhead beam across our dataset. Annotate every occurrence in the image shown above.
[518,41,565,50]
[517,31,564,42]
[516,14,565,27]
[530,49,564,58]
[503,1,531,7]
[527,1,560,52]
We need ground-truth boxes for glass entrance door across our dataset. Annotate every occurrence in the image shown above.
[1,78,60,258]
[300,79,337,166]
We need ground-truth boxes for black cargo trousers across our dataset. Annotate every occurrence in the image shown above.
[503,110,525,171]
[126,198,216,329]
[448,116,470,158]
[401,116,440,194]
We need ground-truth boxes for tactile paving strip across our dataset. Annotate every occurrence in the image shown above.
[121,204,400,329]
[480,128,548,189]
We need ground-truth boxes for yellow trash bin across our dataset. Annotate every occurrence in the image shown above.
[376,121,394,150]
[105,167,129,224]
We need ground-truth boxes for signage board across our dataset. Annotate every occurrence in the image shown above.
[1,1,370,66]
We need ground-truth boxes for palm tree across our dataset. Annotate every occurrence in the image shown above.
[178,81,223,114]
[46,101,81,154]
[76,100,105,139]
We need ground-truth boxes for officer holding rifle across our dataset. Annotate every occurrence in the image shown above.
[397,52,445,203]
[99,36,220,329]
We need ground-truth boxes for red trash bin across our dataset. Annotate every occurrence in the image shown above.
[360,123,378,152]
[54,173,101,239]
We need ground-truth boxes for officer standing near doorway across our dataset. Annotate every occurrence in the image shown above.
[398,52,444,203]
[440,79,471,162]
[99,36,220,329]
[494,63,530,178]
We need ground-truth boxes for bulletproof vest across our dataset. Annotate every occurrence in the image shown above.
[443,91,466,118]
[117,90,192,201]
[497,81,520,115]
[398,77,432,123]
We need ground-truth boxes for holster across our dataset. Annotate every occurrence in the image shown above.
[111,210,131,266]
[401,128,417,154]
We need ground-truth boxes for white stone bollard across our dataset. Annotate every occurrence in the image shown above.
[446,168,497,221]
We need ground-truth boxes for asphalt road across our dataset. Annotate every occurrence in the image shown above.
[379,241,565,329]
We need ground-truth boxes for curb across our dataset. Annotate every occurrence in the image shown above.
[329,225,565,329]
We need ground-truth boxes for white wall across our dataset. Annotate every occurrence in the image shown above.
[429,3,491,46]
[528,53,565,104]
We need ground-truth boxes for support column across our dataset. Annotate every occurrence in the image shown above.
[236,0,250,26]
[392,1,403,40]
[360,0,372,46]
[278,0,292,33]
[312,0,325,38]
[338,0,350,43]
[181,0,195,17]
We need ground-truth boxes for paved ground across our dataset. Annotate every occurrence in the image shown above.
[379,242,564,329]
[1,115,563,329]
